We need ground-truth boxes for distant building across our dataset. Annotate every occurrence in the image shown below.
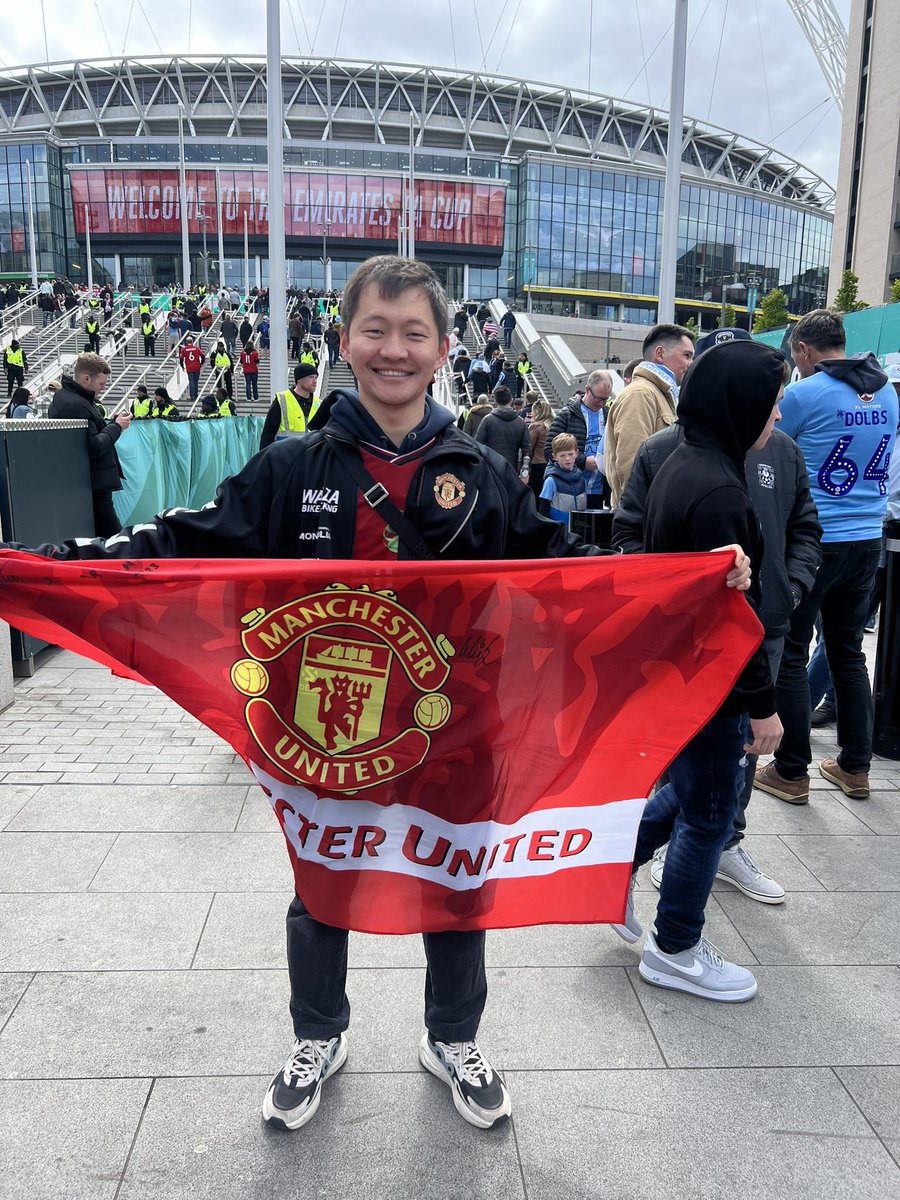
[829,0,900,304]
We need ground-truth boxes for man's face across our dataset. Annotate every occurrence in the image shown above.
[77,371,109,397]
[583,376,611,412]
[655,336,695,383]
[294,374,317,398]
[555,448,579,471]
[340,284,448,421]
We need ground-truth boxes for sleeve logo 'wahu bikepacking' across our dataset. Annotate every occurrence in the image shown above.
[231,583,455,793]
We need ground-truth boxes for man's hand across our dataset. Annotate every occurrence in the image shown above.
[585,455,598,472]
[713,543,751,591]
[744,713,783,756]
[114,413,131,431]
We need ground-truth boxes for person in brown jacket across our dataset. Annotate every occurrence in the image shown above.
[604,323,695,506]
[527,397,553,499]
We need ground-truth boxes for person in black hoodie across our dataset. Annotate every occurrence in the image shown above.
[473,386,530,479]
[48,353,130,536]
[611,339,786,1003]
[612,331,822,904]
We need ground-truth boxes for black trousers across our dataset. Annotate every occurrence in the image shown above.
[92,490,122,538]
[6,367,24,396]
[286,893,487,1043]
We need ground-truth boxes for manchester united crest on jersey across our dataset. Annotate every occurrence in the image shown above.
[433,473,466,509]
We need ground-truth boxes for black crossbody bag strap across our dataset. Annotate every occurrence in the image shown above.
[326,435,437,561]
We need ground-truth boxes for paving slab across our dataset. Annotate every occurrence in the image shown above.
[5,783,248,832]
[631,965,900,1067]
[832,789,900,834]
[780,834,900,890]
[716,891,900,965]
[118,1074,525,1200]
[0,892,213,971]
[510,1067,900,1200]
[0,783,38,830]
[0,831,117,891]
[0,1078,151,1200]
[0,971,33,1032]
[836,1066,900,1166]
[88,831,292,892]
[740,786,874,835]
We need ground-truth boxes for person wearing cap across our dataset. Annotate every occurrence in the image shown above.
[195,395,221,420]
[604,323,696,506]
[151,387,180,422]
[3,339,27,397]
[179,335,206,402]
[612,329,821,907]
[260,363,320,450]
[130,385,153,419]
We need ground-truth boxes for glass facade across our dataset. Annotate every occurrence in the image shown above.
[512,158,831,317]
[0,131,832,321]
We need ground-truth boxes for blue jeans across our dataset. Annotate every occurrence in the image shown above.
[634,713,744,953]
[775,540,880,778]
[187,373,199,402]
[286,894,487,1042]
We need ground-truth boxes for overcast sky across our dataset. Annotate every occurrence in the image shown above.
[2,0,851,186]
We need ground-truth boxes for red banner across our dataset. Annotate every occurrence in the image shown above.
[69,169,506,248]
[0,551,760,933]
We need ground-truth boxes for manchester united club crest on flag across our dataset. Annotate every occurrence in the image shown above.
[232,583,455,792]
[433,472,466,509]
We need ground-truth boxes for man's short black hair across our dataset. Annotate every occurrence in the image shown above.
[493,387,513,405]
[790,308,845,353]
[642,323,694,357]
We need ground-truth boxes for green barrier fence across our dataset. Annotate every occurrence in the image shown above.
[754,302,900,362]
[113,416,265,526]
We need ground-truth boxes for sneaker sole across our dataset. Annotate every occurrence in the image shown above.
[818,763,869,799]
[261,1035,348,1131]
[714,871,786,904]
[638,961,757,1002]
[649,867,663,891]
[754,777,810,805]
[418,1034,511,1130]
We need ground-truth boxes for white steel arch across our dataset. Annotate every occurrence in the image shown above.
[786,0,849,110]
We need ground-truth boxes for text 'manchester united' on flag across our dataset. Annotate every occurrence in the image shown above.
[0,551,761,934]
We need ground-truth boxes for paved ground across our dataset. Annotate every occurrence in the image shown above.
[0,641,898,1200]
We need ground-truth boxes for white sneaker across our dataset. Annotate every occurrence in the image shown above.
[639,930,757,1002]
[262,1035,347,1129]
[649,844,667,890]
[716,844,785,904]
[610,872,643,943]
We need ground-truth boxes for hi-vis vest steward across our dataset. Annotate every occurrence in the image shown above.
[276,390,321,440]
[142,320,155,337]
[131,396,152,417]
[299,351,318,367]
[5,347,24,368]
[217,397,234,417]
[138,300,150,316]
[213,352,231,370]
[86,320,99,335]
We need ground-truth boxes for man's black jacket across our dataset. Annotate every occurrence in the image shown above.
[612,424,821,638]
[48,375,125,492]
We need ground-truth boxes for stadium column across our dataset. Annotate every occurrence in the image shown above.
[266,0,288,398]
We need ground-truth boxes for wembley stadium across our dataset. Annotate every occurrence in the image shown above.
[0,55,834,321]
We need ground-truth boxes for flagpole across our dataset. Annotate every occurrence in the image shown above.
[24,160,39,290]
[84,204,94,294]
[408,114,416,261]
[657,0,688,324]
[215,167,226,292]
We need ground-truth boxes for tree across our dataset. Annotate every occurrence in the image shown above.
[752,289,790,333]
[684,316,699,335]
[889,277,900,305]
[718,305,738,329]
[833,269,868,313]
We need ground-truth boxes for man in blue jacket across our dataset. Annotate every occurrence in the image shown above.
[755,310,898,805]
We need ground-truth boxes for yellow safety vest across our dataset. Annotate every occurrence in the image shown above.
[300,351,317,367]
[131,397,152,417]
[5,347,24,368]
[217,398,233,417]
[517,360,531,376]
[155,403,177,419]
[139,301,150,315]
[276,390,321,439]
[86,320,99,334]
[142,321,155,337]
[214,353,231,370]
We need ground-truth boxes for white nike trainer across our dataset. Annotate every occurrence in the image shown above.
[639,929,758,1002]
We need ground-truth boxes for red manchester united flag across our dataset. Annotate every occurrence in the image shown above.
[0,551,761,933]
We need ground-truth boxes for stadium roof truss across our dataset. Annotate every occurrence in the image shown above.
[0,56,835,211]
